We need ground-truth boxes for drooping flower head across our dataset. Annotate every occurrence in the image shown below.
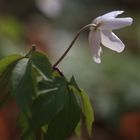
[89,11,133,63]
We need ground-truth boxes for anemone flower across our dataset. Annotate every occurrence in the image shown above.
[89,11,133,63]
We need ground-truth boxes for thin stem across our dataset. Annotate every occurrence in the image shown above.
[53,24,96,67]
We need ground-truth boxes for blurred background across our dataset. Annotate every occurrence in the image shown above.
[0,0,140,140]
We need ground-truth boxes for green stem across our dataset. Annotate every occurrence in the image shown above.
[53,24,96,67]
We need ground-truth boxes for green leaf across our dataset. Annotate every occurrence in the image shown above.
[30,51,53,79]
[75,119,82,138]
[0,55,23,108]
[32,76,69,127]
[38,80,55,92]
[79,90,94,136]
[45,89,81,140]
[69,77,94,137]
[70,76,81,91]
[0,69,12,106]
[70,85,94,136]
[21,131,36,140]
[17,113,36,140]
[11,58,35,115]
[0,54,23,74]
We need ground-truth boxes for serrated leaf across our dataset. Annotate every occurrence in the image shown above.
[69,77,94,137]
[17,113,30,136]
[32,76,69,127]
[45,89,81,140]
[0,55,23,108]
[70,76,81,92]
[11,58,35,115]
[75,119,82,138]
[30,51,53,79]
[17,111,37,140]
[38,68,65,94]
[79,90,94,136]
[38,80,55,92]
[0,54,23,74]
[18,113,35,140]
[0,54,23,93]
[70,86,94,136]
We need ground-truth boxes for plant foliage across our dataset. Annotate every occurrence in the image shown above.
[0,48,94,140]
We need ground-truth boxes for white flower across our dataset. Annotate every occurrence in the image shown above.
[89,11,133,63]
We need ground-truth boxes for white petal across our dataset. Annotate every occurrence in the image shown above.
[92,11,124,25]
[101,11,124,18]
[101,30,125,52]
[99,17,133,30]
[88,30,102,63]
